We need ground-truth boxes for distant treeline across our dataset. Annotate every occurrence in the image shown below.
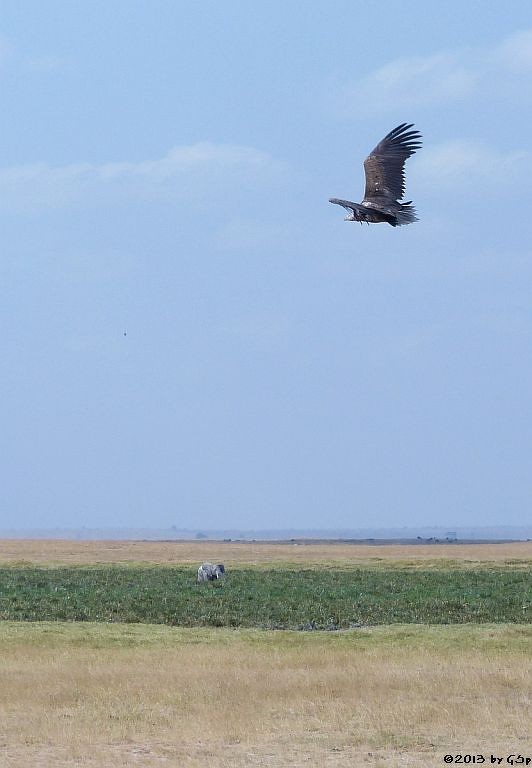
[1,525,531,540]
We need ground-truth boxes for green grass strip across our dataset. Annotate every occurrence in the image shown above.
[0,566,530,628]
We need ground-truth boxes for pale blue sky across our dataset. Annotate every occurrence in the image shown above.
[2,1,532,530]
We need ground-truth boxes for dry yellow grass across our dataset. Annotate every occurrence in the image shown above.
[1,538,531,568]
[1,542,530,765]
[0,622,530,767]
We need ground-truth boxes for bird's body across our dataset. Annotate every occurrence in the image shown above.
[329,123,422,227]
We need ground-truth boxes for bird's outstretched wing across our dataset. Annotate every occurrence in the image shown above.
[363,123,422,204]
[329,198,358,212]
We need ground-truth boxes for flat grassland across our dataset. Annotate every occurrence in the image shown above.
[1,622,530,768]
[1,565,530,627]
[1,538,530,567]
[0,540,530,767]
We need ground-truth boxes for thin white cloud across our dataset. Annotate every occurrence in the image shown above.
[340,27,532,115]
[23,54,68,74]
[344,53,478,113]
[0,143,287,214]
[99,143,276,182]
[412,139,530,192]
[497,28,532,71]
[0,37,70,75]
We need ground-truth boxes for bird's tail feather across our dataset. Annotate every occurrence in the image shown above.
[395,202,418,226]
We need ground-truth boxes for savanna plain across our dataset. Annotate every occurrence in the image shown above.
[0,540,530,767]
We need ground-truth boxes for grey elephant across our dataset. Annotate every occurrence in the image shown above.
[197,562,225,583]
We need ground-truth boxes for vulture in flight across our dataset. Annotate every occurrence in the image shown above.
[329,123,422,227]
